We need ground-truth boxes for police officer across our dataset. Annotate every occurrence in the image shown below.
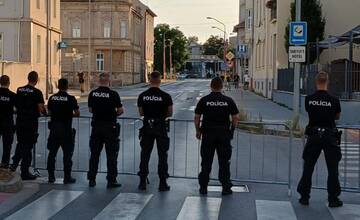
[88,73,123,188]
[297,71,343,208]
[195,77,239,195]
[47,79,80,184]
[10,71,46,180]
[0,75,16,168]
[137,71,173,191]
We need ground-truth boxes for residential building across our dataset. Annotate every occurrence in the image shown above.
[0,0,61,98]
[60,0,156,88]
[240,0,360,99]
[233,0,247,80]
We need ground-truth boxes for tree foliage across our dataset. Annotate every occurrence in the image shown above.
[284,0,326,63]
[154,24,189,74]
[187,36,199,45]
[203,35,225,59]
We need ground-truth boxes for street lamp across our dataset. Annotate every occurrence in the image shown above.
[208,17,227,72]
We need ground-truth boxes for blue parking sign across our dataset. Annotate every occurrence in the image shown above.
[289,22,307,45]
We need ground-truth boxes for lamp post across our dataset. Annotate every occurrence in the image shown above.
[162,26,179,80]
[207,17,227,72]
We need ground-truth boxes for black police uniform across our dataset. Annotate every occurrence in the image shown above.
[0,87,16,166]
[87,86,121,184]
[297,90,342,204]
[47,91,79,182]
[12,85,44,176]
[137,87,172,185]
[195,92,239,191]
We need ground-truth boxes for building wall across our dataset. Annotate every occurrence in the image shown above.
[0,0,61,97]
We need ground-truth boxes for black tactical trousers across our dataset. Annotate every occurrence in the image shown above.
[199,130,232,188]
[297,131,342,200]
[47,121,75,175]
[138,123,170,179]
[12,119,39,174]
[88,121,120,182]
[0,119,14,165]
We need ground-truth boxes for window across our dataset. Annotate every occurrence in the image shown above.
[36,35,41,63]
[72,21,81,38]
[104,21,111,38]
[247,9,252,31]
[96,52,104,71]
[36,0,40,9]
[0,33,3,60]
[120,21,127,38]
[53,41,57,64]
[53,0,57,18]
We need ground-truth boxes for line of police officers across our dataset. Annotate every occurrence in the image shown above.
[0,70,344,206]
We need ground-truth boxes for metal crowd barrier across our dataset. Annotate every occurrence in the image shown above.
[3,116,360,194]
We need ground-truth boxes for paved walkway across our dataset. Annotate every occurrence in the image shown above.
[1,173,360,220]
[225,89,308,128]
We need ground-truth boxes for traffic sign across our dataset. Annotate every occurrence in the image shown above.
[226,51,235,61]
[289,46,306,63]
[58,42,68,49]
[289,22,307,45]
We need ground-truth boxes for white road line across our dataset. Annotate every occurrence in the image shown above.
[93,193,153,220]
[5,190,83,220]
[207,185,249,193]
[176,196,222,220]
[256,200,297,220]
[328,204,360,220]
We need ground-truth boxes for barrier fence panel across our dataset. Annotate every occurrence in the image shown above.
[2,116,360,193]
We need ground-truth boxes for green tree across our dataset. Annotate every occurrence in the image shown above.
[203,35,225,59]
[187,36,199,45]
[154,24,189,74]
[284,0,326,64]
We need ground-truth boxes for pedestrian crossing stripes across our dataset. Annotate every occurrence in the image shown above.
[93,193,152,220]
[176,196,222,220]
[4,190,360,220]
[256,200,297,220]
[5,190,83,220]
[328,204,360,220]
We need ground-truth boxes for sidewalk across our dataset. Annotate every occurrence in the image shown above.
[225,89,308,128]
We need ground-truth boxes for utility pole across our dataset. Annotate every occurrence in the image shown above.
[169,41,173,80]
[293,0,301,118]
[163,32,167,80]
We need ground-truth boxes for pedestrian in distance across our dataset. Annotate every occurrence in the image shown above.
[137,71,173,192]
[87,73,124,188]
[47,78,80,184]
[0,75,16,169]
[10,71,47,180]
[195,77,239,195]
[77,71,85,93]
[297,71,343,208]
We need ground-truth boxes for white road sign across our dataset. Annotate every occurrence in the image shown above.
[289,46,306,63]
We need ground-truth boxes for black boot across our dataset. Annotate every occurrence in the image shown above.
[63,172,76,184]
[328,197,343,208]
[299,197,309,206]
[199,185,208,195]
[138,176,147,191]
[107,180,122,188]
[21,172,37,181]
[159,178,170,192]
[48,170,56,183]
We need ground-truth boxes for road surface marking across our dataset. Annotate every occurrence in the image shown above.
[328,204,360,220]
[176,196,221,220]
[93,193,153,220]
[5,190,83,220]
[207,185,249,193]
[256,200,297,220]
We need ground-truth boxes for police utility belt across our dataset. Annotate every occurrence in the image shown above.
[143,117,169,131]
[305,126,342,144]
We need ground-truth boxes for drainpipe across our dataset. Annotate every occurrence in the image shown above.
[45,0,50,99]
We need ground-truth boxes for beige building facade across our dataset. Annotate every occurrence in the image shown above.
[60,0,155,88]
[0,0,62,98]
[241,0,360,99]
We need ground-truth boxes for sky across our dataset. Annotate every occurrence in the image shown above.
[145,0,239,43]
